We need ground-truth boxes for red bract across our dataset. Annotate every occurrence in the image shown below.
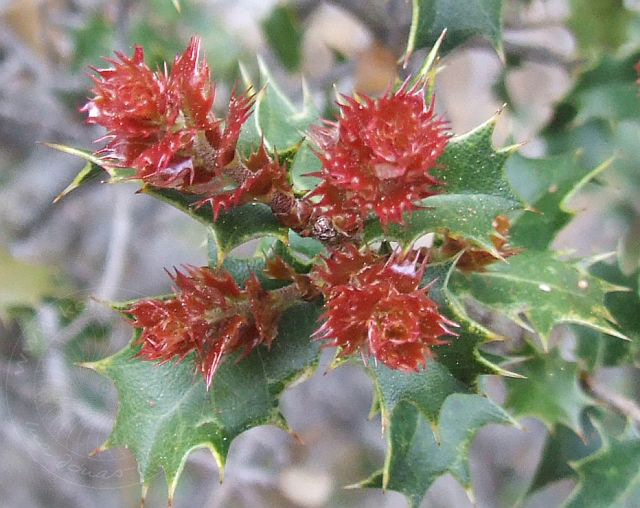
[308,81,450,227]
[313,247,457,371]
[126,266,279,388]
[83,37,253,191]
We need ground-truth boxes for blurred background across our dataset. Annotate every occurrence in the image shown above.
[1,0,640,506]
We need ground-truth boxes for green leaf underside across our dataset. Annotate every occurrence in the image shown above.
[361,395,512,508]
[564,434,640,508]
[506,152,612,251]
[449,250,628,348]
[89,300,322,497]
[407,0,503,59]
[504,347,593,434]
[364,116,522,254]
[142,188,288,265]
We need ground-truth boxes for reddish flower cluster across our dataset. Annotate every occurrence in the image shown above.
[127,266,280,387]
[83,37,253,193]
[308,81,450,230]
[312,245,457,371]
[440,215,521,271]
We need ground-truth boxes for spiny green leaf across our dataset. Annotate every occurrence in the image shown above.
[425,259,514,383]
[504,346,593,434]
[406,0,503,61]
[54,161,102,203]
[360,395,513,508]
[507,152,612,250]
[85,299,322,502]
[364,115,522,254]
[574,263,640,370]
[47,143,136,198]
[564,431,640,508]
[433,114,518,201]
[144,188,288,265]
[368,362,465,429]
[449,251,628,349]
[255,59,318,153]
[422,259,513,380]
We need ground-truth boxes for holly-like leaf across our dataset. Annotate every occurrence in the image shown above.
[47,143,136,198]
[506,152,612,250]
[84,293,322,503]
[564,431,640,508]
[406,0,503,60]
[575,263,640,370]
[364,115,522,255]
[368,362,465,429]
[426,259,514,383]
[354,258,516,506]
[504,346,593,435]
[53,161,102,203]
[144,188,288,265]
[449,251,629,348]
[360,395,513,508]
[254,59,318,153]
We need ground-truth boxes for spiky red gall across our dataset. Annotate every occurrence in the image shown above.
[313,246,457,371]
[308,81,450,228]
[126,266,281,388]
[83,37,253,190]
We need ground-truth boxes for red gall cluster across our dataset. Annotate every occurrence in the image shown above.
[127,266,281,388]
[312,245,457,371]
[308,81,450,230]
[83,37,294,218]
[439,215,521,271]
